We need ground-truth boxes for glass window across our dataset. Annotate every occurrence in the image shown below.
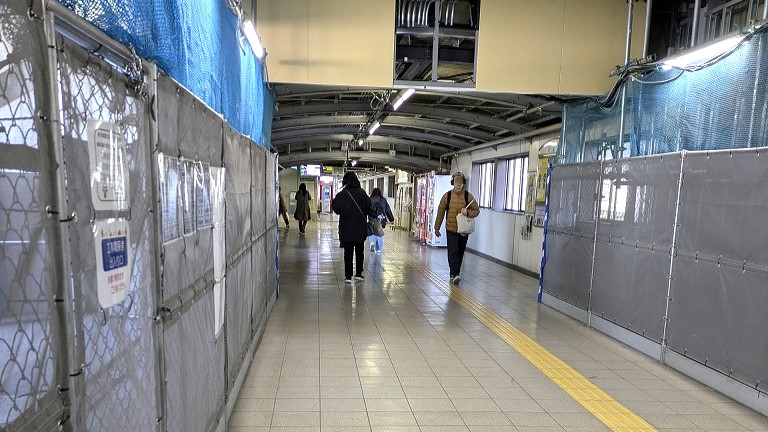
[476,161,494,208]
[503,156,529,212]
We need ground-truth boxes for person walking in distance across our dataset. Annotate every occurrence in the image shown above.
[278,187,290,229]
[434,172,480,284]
[368,188,394,253]
[293,183,312,234]
[332,172,372,283]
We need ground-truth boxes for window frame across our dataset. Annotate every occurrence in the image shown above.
[474,161,495,209]
[503,155,529,213]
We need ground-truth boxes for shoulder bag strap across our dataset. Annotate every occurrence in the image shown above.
[346,189,365,216]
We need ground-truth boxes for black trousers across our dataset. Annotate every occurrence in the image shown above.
[343,241,365,278]
[446,231,469,276]
[280,211,289,226]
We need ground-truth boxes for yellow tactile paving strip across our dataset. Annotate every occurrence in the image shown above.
[413,261,658,432]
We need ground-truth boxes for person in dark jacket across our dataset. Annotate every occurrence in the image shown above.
[293,183,312,234]
[368,188,395,253]
[332,171,372,283]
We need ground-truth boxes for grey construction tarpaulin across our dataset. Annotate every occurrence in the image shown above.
[252,147,267,239]
[224,129,252,255]
[590,155,681,342]
[665,149,768,394]
[226,249,254,386]
[541,162,600,309]
[0,1,65,430]
[164,293,226,432]
[57,41,157,431]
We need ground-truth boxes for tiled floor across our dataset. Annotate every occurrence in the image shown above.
[228,218,768,432]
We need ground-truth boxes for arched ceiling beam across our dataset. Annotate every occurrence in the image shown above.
[273,134,451,154]
[272,115,497,142]
[273,85,558,113]
[271,126,470,149]
[279,150,439,173]
[274,103,535,134]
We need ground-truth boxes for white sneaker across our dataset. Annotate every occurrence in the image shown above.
[345,277,352,283]
[453,274,461,284]
[354,274,365,281]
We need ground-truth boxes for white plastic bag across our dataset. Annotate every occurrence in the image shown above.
[456,199,475,235]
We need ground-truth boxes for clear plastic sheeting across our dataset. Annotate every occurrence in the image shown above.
[543,148,768,395]
[57,41,158,431]
[559,31,768,164]
[0,1,64,430]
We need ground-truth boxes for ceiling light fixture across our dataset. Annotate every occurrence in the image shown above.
[368,121,381,135]
[661,34,743,70]
[391,88,416,111]
[357,138,364,146]
[242,21,266,59]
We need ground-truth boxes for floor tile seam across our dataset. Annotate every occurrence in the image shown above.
[397,257,652,430]
[426,275,659,432]
[380,247,519,400]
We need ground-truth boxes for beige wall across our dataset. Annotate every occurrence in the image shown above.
[476,0,647,95]
[257,0,395,87]
[257,0,646,94]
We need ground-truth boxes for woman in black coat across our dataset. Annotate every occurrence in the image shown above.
[332,171,372,283]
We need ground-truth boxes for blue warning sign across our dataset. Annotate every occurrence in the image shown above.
[101,236,128,272]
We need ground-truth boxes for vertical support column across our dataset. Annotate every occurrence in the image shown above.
[432,0,440,81]
[643,0,653,58]
[40,2,75,430]
[690,0,701,48]
[660,151,685,363]
[586,160,604,327]
[146,62,167,432]
[617,0,634,159]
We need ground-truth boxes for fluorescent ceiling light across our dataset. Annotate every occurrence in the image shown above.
[242,21,265,59]
[357,138,364,146]
[391,88,416,111]
[662,35,743,69]
[368,121,381,135]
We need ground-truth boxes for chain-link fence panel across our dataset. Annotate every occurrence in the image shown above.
[57,40,157,431]
[589,154,682,342]
[666,149,768,394]
[164,293,226,432]
[541,163,600,309]
[0,2,67,430]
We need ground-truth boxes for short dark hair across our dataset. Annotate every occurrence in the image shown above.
[371,188,382,197]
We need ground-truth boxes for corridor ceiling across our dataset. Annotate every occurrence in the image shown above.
[272,84,567,173]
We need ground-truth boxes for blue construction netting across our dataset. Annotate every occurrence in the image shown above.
[61,0,275,149]
[558,29,768,164]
